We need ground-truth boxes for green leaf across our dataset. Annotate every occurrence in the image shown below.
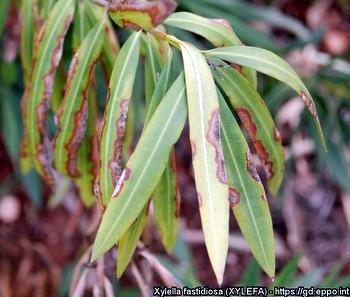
[54,21,105,178]
[39,0,56,19]
[20,0,35,84]
[72,0,91,51]
[144,33,163,105]
[92,73,187,263]
[96,31,141,206]
[147,49,179,252]
[205,46,326,149]
[273,253,301,287]
[164,12,257,88]
[85,0,119,78]
[117,49,175,273]
[213,63,284,195]
[117,207,148,278]
[153,152,179,253]
[219,95,275,278]
[22,0,75,184]
[180,41,229,285]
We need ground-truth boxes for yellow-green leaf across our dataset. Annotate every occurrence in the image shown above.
[96,31,141,206]
[205,46,326,149]
[117,207,148,278]
[20,0,35,84]
[219,94,275,278]
[22,0,75,184]
[92,73,187,262]
[180,41,229,286]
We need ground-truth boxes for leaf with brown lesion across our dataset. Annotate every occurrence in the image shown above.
[212,62,285,195]
[102,0,177,31]
[53,21,105,178]
[22,0,75,185]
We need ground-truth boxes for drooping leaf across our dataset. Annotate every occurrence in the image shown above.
[92,73,187,262]
[164,12,257,88]
[205,46,326,148]
[219,94,275,278]
[180,41,229,285]
[74,86,99,207]
[21,0,75,184]
[148,51,179,252]
[117,49,175,275]
[20,0,35,84]
[85,0,119,78]
[107,0,177,31]
[144,33,163,105]
[117,207,148,278]
[213,63,284,195]
[96,31,141,206]
[72,0,91,51]
[153,151,179,253]
[54,21,105,178]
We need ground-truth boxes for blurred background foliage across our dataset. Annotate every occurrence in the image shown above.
[0,0,350,296]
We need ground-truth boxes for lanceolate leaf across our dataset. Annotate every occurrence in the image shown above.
[219,94,275,278]
[85,0,119,77]
[72,0,91,51]
[22,0,75,184]
[148,49,179,252]
[165,12,241,47]
[153,152,179,253]
[117,207,148,278]
[54,21,105,177]
[164,12,257,88]
[92,74,187,262]
[205,46,326,148]
[213,64,284,195]
[75,86,98,207]
[20,0,35,84]
[96,31,141,206]
[144,33,163,105]
[180,41,229,285]
[117,51,175,275]
[39,0,55,19]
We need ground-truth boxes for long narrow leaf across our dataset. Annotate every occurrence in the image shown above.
[219,95,275,278]
[96,31,141,206]
[117,207,148,278]
[20,0,35,84]
[165,12,257,88]
[213,63,284,195]
[144,33,163,105]
[205,46,326,148]
[180,41,229,285]
[22,0,75,184]
[92,74,187,262]
[54,21,104,177]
